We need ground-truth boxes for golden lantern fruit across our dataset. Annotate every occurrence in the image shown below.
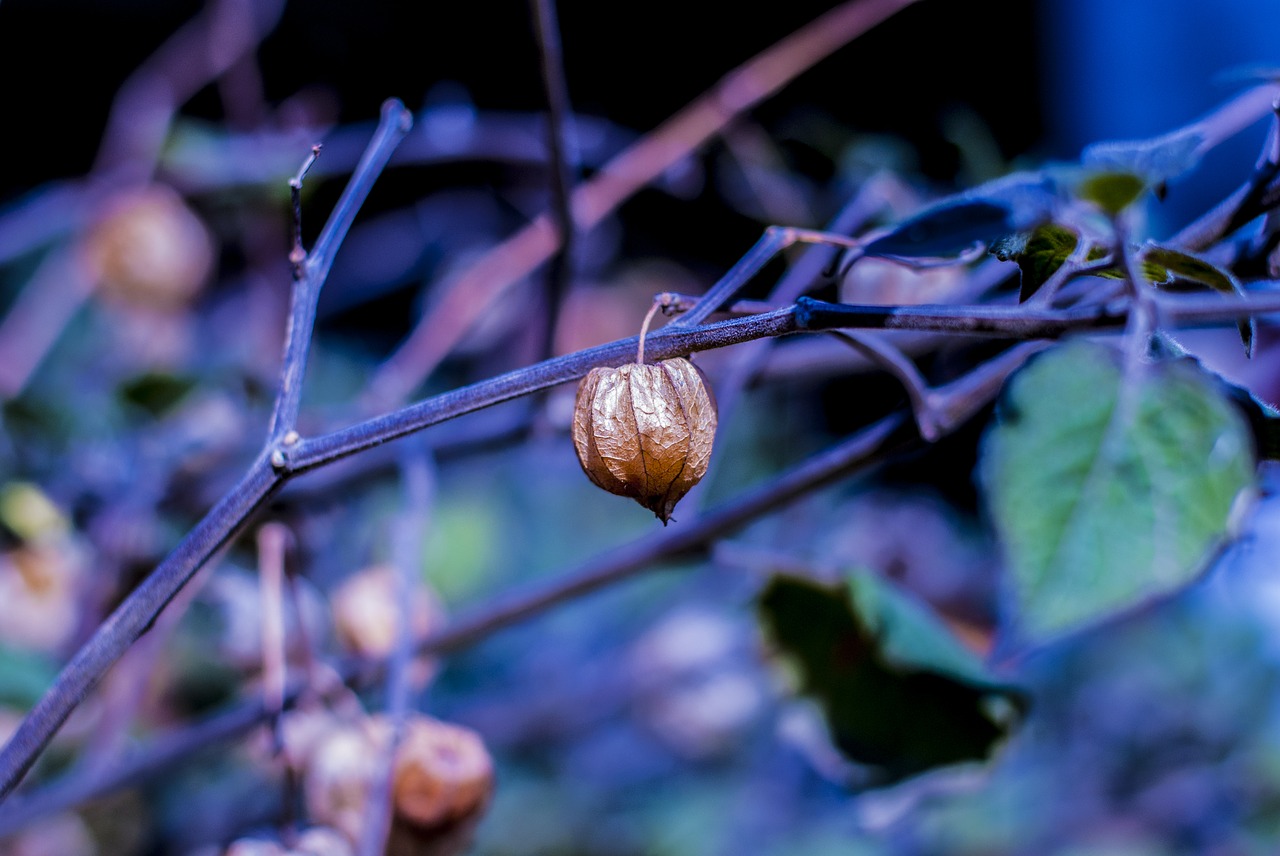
[572,357,717,524]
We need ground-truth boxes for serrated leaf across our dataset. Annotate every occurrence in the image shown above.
[758,572,1020,782]
[1141,244,1254,356]
[1078,170,1148,215]
[981,342,1255,643]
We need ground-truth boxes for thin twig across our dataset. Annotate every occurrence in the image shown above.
[667,226,861,329]
[288,145,323,278]
[528,0,579,360]
[0,250,95,399]
[256,523,290,754]
[364,0,922,407]
[828,331,940,440]
[0,104,414,801]
[357,442,435,856]
[268,101,412,441]
[0,458,281,800]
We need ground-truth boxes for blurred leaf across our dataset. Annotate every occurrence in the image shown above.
[1078,170,1147,215]
[0,482,67,542]
[981,342,1255,643]
[0,644,57,708]
[758,572,1020,783]
[1216,374,1280,460]
[1083,128,1205,183]
[1142,244,1254,356]
[118,372,198,417]
[864,173,1056,261]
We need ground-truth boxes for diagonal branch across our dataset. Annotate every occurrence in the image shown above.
[364,0,922,407]
[0,334,1051,831]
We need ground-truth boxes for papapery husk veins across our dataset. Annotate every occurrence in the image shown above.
[572,357,717,523]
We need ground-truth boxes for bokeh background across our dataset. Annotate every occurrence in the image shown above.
[2,0,1280,854]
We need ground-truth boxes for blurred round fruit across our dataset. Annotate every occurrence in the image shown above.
[81,184,214,310]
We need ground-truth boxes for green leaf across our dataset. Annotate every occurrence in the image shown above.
[1141,244,1255,357]
[758,572,1021,783]
[1078,170,1148,215]
[118,372,198,417]
[981,342,1255,643]
[992,223,1080,301]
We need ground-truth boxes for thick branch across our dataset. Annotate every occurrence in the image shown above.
[0,457,282,799]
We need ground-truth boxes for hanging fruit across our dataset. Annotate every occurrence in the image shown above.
[571,303,717,524]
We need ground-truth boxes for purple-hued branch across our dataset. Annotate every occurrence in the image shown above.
[0,103,413,801]
[0,331,1052,832]
[528,0,579,358]
[0,457,281,799]
[357,442,435,856]
[6,170,1280,806]
[288,145,323,277]
[365,0,923,407]
[268,101,412,441]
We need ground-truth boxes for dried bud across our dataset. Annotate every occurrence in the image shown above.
[572,357,717,523]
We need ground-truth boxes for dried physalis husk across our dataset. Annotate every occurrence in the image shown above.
[303,714,494,856]
[572,356,717,524]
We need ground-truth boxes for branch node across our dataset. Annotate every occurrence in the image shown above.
[270,449,288,471]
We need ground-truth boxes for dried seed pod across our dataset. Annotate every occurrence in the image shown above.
[572,356,717,523]
[81,184,214,310]
[303,714,494,856]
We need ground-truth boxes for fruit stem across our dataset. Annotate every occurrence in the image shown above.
[637,300,662,364]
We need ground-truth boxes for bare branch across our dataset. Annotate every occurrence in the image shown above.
[365,0,922,407]
[268,100,413,441]
[528,0,579,359]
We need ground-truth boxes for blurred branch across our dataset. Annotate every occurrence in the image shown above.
[529,0,579,359]
[0,338,1053,830]
[94,0,286,177]
[364,0,923,407]
[256,523,291,753]
[6,229,1280,800]
[358,442,435,856]
[0,102,414,801]
[0,250,94,399]
[0,0,286,400]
